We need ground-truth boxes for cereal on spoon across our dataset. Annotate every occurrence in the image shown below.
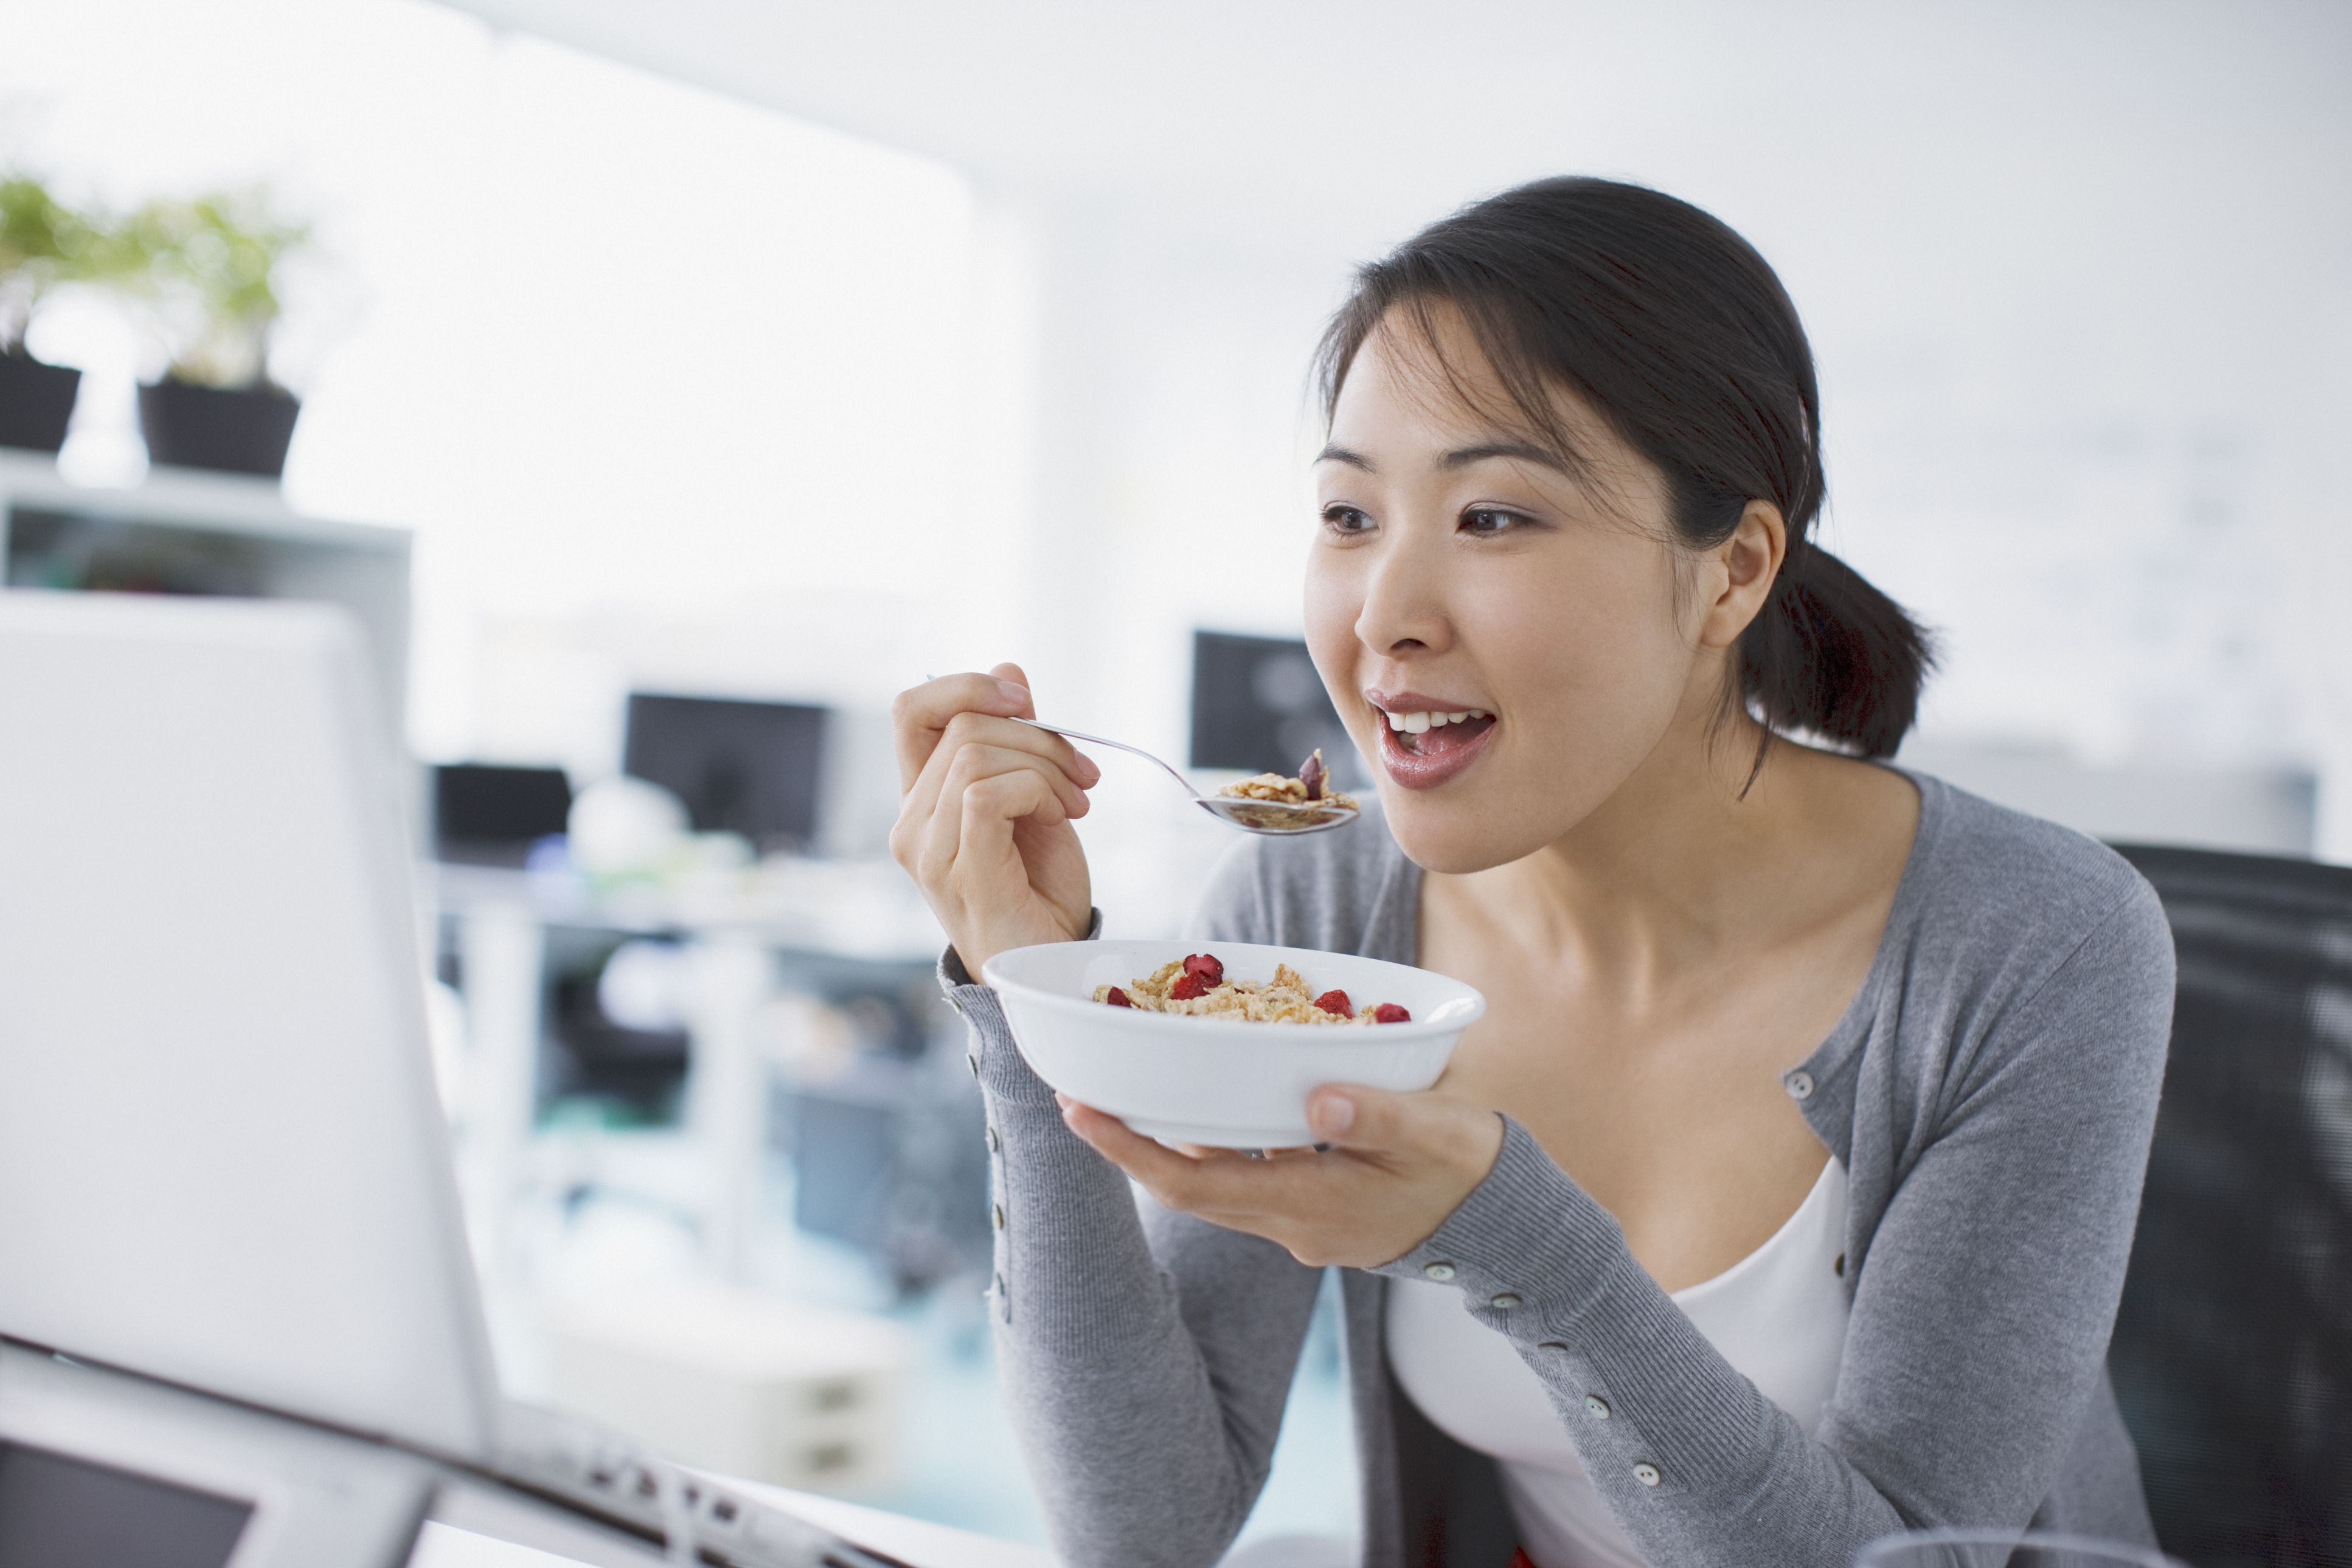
[1213,748,1364,832]
[1096,950,1410,1025]
[1219,747,1358,810]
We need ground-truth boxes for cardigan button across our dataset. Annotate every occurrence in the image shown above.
[1489,1292,1522,1310]
[1632,1462,1662,1487]
[992,1203,1005,1230]
[1784,1070,1815,1101]
[1584,1395,1611,1420]
[986,1125,1001,1153]
[1422,1261,1457,1282]
[968,1053,981,1078]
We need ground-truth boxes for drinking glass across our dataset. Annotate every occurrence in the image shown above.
[1856,1531,2188,1568]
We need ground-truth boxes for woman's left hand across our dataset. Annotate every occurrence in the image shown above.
[1058,1085,1507,1268]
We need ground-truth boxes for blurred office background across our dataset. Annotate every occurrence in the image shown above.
[3,0,2347,1549]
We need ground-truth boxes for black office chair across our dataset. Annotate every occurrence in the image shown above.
[2108,845,2352,1568]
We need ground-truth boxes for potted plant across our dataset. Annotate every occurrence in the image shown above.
[0,172,103,454]
[128,189,311,478]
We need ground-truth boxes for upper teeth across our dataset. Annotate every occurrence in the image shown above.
[1387,709,1489,732]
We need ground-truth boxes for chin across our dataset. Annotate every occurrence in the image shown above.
[1351,718,1557,873]
[1374,785,1556,876]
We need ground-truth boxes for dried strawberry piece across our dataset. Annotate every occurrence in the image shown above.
[1313,989,1352,1017]
[1371,1002,1412,1024]
[1105,987,1134,1008]
[1169,972,1210,1001]
[1181,952,1226,987]
[1299,749,1326,802]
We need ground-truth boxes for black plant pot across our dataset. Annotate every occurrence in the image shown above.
[137,378,302,479]
[0,351,83,453]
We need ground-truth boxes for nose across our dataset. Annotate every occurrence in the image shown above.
[1353,532,1454,661]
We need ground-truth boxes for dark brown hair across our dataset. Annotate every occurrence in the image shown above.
[1316,176,1934,763]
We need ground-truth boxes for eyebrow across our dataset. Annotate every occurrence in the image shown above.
[1439,440,1574,475]
[1311,439,1573,476]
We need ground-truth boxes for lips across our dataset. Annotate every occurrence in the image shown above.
[1366,690,1498,791]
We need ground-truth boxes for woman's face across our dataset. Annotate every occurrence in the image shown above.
[1306,308,1730,873]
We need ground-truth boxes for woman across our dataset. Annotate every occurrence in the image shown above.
[891,178,2174,1568]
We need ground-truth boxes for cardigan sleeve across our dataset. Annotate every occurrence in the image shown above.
[951,868,1326,1567]
[1374,877,2175,1566]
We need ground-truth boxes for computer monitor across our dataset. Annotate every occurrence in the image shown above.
[623,692,827,853]
[1188,630,1364,788]
[0,593,499,1463]
[433,762,572,866]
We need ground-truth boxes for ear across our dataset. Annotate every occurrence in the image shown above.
[1695,501,1786,650]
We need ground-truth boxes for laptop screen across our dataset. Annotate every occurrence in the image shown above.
[0,1441,253,1568]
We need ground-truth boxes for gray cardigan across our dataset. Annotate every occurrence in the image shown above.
[943,774,2175,1567]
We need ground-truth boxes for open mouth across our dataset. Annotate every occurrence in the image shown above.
[1372,701,1499,790]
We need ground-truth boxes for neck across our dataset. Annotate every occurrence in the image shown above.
[1464,710,1828,995]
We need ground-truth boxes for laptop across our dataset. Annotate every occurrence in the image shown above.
[0,592,900,1567]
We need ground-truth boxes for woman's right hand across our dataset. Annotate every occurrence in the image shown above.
[890,663,1101,975]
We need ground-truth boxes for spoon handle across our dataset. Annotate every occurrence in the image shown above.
[1011,716,1203,800]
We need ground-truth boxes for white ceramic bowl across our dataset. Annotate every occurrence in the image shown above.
[979,937,1486,1148]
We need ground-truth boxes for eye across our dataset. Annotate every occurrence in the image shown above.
[1320,504,1375,535]
[1460,507,1530,536]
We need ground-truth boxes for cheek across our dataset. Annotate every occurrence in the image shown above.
[1476,548,1694,754]
[1303,556,1363,696]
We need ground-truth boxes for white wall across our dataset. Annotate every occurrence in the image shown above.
[5,0,983,783]
[909,2,2352,875]
[11,0,2347,869]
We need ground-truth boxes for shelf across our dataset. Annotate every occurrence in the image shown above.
[0,448,414,737]
[0,449,404,550]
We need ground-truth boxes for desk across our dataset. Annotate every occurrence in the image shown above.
[414,1480,1053,1568]
[433,860,947,1284]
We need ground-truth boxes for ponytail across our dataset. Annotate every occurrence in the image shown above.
[1743,543,1935,760]
[1318,176,1938,764]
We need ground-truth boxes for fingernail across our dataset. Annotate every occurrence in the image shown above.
[995,678,1030,706]
[1310,1093,1353,1139]
[1053,1092,1074,1111]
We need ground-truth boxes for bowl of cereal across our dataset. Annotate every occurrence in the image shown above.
[979,937,1485,1148]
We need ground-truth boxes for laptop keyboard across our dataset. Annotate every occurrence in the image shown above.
[494,1400,911,1568]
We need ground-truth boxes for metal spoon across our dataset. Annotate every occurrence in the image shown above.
[1011,717,1359,836]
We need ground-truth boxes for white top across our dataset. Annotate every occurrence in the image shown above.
[1386,1156,1851,1568]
